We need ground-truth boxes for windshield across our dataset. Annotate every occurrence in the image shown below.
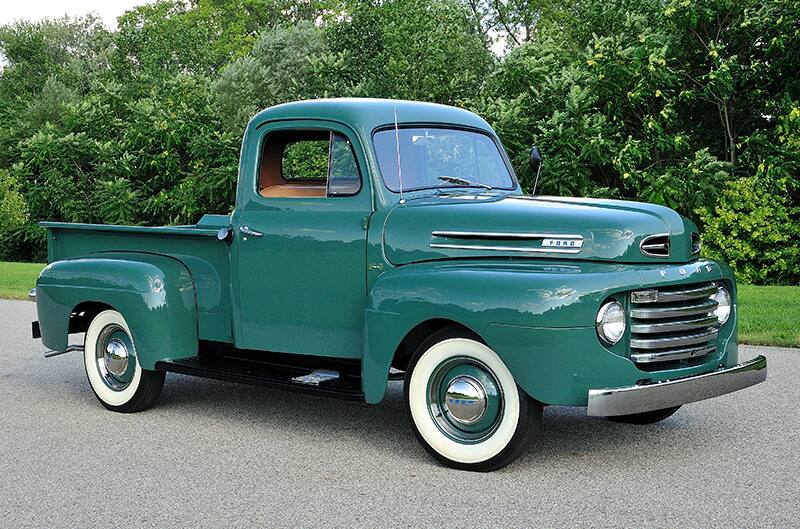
[373,127,516,193]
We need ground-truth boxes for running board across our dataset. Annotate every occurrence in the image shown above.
[44,345,84,358]
[155,356,364,401]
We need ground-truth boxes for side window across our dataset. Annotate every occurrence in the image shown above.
[259,130,361,198]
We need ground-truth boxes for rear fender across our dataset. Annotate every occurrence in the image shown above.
[36,253,198,369]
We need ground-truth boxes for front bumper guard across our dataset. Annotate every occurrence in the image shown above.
[587,355,767,417]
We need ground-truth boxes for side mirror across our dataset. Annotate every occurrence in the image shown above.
[529,146,542,175]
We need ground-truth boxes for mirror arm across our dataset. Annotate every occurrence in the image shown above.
[529,146,543,196]
[531,162,542,196]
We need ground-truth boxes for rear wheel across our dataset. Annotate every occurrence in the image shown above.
[607,406,681,425]
[84,310,164,413]
[404,328,541,471]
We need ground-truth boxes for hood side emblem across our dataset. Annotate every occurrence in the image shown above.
[542,238,583,249]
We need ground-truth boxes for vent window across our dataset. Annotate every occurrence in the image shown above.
[640,234,670,257]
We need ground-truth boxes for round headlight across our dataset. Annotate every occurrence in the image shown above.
[710,285,731,325]
[596,300,626,345]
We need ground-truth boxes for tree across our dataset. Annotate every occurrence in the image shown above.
[463,0,573,51]
[475,0,798,208]
[0,11,241,260]
[327,0,493,103]
[113,0,338,80]
[213,21,335,132]
[0,15,110,100]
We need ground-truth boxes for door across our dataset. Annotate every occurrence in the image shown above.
[231,121,371,358]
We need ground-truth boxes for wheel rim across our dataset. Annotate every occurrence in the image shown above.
[94,324,136,391]
[426,356,504,444]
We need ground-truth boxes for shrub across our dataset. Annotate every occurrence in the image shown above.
[699,174,800,285]
[0,169,30,260]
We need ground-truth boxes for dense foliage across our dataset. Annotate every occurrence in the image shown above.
[0,0,797,283]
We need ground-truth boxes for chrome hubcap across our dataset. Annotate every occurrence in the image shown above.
[444,376,487,425]
[94,324,136,391]
[427,356,504,444]
[104,338,129,376]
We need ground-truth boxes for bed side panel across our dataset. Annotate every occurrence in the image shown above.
[45,225,232,343]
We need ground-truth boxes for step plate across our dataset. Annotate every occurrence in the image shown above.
[292,369,340,386]
[156,357,364,401]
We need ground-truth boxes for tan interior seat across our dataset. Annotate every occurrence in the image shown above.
[260,184,327,197]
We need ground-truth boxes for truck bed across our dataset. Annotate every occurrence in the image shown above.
[40,214,234,343]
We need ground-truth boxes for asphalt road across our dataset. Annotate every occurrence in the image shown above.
[1,299,797,528]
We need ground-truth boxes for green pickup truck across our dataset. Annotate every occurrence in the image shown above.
[32,98,766,471]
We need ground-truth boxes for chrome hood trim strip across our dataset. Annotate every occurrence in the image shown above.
[429,243,581,254]
[431,231,583,240]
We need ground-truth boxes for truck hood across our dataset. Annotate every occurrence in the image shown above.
[382,193,698,265]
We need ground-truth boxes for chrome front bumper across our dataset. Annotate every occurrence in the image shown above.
[587,355,767,417]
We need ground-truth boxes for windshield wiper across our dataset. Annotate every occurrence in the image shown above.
[437,175,493,190]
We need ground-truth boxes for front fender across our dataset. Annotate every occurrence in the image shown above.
[362,260,619,403]
[36,253,198,369]
[362,259,736,404]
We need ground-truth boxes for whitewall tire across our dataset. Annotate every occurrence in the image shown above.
[404,328,541,471]
[84,309,164,413]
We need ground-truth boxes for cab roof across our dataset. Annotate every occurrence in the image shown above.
[246,98,493,136]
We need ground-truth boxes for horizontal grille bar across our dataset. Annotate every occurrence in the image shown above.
[632,284,719,304]
[630,299,718,320]
[631,345,717,364]
[631,328,718,350]
[631,315,719,334]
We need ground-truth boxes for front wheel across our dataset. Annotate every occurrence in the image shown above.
[84,309,165,413]
[404,328,542,471]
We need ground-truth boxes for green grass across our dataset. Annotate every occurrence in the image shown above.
[737,284,800,348]
[1,261,798,347]
[0,261,45,300]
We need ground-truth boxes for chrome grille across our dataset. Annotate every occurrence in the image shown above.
[629,281,719,367]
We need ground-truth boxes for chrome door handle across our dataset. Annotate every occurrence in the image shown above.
[239,226,264,238]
